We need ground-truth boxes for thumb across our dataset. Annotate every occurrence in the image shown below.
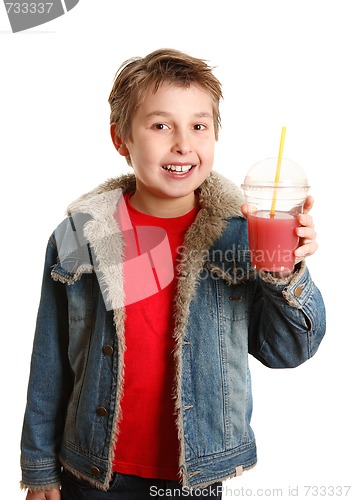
[241,203,255,218]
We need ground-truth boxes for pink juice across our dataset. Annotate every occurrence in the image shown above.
[247,210,300,271]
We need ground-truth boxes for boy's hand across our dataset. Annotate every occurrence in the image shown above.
[294,195,318,263]
[26,488,60,500]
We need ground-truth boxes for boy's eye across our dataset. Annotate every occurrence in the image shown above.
[153,123,168,130]
[194,124,206,131]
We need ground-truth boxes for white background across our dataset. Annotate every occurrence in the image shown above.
[1,1,350,498]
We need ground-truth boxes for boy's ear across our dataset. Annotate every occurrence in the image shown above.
[110,124,130,157]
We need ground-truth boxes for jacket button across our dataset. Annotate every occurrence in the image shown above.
[102,345,113,356]
[229,295,242,301]
[96,406,108,417]
[294,285,303,297]
[90,466,100,477]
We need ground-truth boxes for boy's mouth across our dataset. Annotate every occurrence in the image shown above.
[162,164,194,174]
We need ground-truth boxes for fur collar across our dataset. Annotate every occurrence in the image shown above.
[67,170,244,219]
[65,169,245,323]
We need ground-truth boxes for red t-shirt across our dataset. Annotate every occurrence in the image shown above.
[112,193,199,480]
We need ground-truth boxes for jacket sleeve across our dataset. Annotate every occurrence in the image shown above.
[248,260,326,368]
[20,234,72,491]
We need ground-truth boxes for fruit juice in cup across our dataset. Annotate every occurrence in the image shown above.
[241,158,310,272]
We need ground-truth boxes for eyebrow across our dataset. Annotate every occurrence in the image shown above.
[146,111,213,119]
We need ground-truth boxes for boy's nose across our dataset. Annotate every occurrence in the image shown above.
[171,131,192,155]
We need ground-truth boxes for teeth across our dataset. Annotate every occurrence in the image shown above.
[162,165,193,173]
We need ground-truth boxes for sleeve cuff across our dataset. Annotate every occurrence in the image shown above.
[259,260,312,309]
[258,260,306,286]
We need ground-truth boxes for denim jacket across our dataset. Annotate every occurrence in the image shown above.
[20,172,326,491]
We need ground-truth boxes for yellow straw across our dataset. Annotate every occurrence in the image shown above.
[270,126,286,217]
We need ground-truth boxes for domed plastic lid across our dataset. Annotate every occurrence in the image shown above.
[242,158,310,190]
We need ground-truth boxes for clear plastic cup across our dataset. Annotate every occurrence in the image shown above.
[241,158,310,272]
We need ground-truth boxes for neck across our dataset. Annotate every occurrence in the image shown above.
[129,190,198,218]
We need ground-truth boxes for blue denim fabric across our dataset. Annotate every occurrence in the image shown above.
[61,470,222,499]
[20,177,326,493]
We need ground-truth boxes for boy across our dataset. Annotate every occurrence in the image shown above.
[21,49,326,499]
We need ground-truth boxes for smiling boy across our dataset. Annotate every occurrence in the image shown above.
[111,83,215,217]
[21,49,325,500]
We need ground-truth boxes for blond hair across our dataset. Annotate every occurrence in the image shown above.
[108,48,222,164]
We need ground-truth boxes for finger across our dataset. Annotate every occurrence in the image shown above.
[295,240,318,259]
[297,212,315,229]
[241,203,256,218]
[241,203,249,217]
[296,225,317,240]
[303,195,314,214]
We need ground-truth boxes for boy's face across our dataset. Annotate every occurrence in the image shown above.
[114,82,216,215]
